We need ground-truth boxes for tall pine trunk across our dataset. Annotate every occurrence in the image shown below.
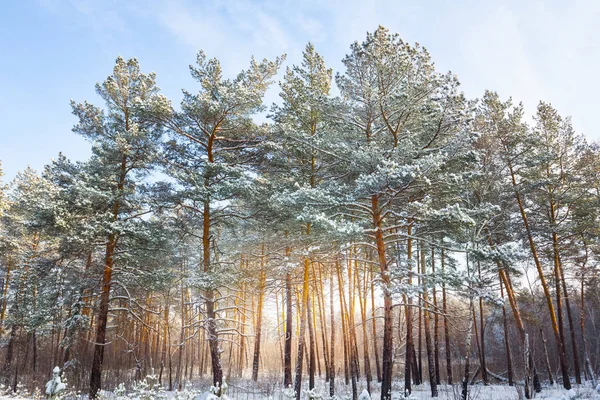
[294,258,310,400]
[441,249,452,384]
[421,243,437,397]
[252,257,266,382]
[371,195,393,400]
[284,269,293,387]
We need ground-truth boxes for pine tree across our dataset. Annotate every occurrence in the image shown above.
[69,56,166,398]
[157,51,283,393]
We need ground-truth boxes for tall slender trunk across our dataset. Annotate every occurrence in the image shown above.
[552,231,568,382]
[580,256,595,385]
[203,198,223,393]
[431,248,440,385]
[2,324,17,385]
[329,271,335,397]
[0,258,11,334]
[477,261,488,384]
[341,256,358,400]
[90,150,128,398]
[238,280,247,377]
[357,262,372,394]
[441,249,452,384]
[541,328,554,384]
[556,241,581,384]
[404,225,415,395]
[372,195,393,400]
[294,257,310,400]
[370,272,382,383]
[340,276,350,386]
[159,298,170,386]
[461,298,475,400]
[417,251,423,384]
[89,236,117,398]
[284,268,293,387]
[315,265,329,382]
[421,243,437,397]
[499,277,513,386]
[252,253,266,382]
[176,266,186,390]
[307,291,316,389]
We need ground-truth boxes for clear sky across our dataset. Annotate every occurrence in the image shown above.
[1,0,599,181]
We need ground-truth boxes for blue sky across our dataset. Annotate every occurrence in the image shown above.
[1,0,599,181]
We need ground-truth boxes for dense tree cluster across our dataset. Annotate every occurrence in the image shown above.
[1,27,600,400]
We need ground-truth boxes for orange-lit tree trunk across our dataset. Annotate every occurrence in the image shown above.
[371,195,393,400]
[252,250,266,382]
[294,257,310,400]
[329,270,335,397]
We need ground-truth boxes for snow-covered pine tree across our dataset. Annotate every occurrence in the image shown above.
[334,26,475,399]
[156,51,283,394]
[477,91,572,390]
[69,56,166,398]
[269,42,334,399]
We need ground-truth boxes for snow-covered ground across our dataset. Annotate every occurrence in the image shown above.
[2,380,599,399]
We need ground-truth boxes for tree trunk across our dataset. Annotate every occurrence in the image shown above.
[372,195,393,400]
[557,244,581,384]
[441,249,452,384]
[477,261,488,384]
[89,236,117,398]
[90,150,128,398]
[2,324,17,385]
[404,225,415,395]
[294,258,310,400]
[421,243,438,397]
[307,291,316,390]
[358,262,372,394]
[252,263,266,382]
[338,262,350,386]
[159,298,169,386]
[371,272,382,383]
[461,298,475,400]
[329,271,335,397]
[499,277,513,386]
[284,269,293,387]
[541,328,555,385]
[431,247,440,385]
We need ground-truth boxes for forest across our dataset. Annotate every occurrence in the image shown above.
[1,26,600,400]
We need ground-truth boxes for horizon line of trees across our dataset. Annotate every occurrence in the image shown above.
[1,26,600,400]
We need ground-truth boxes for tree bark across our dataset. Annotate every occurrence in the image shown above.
[441,249,452,384]
[421,243,438,397]
[284,269,293,387]
[329,270,335,397]
[431,247,440,385]
[404,225,415,395]
[252,258,266,382]
[294,257,310,400]
[371,195,393,400]
[499,277,513,386]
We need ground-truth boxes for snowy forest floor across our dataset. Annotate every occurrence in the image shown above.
[2,377,600,400]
